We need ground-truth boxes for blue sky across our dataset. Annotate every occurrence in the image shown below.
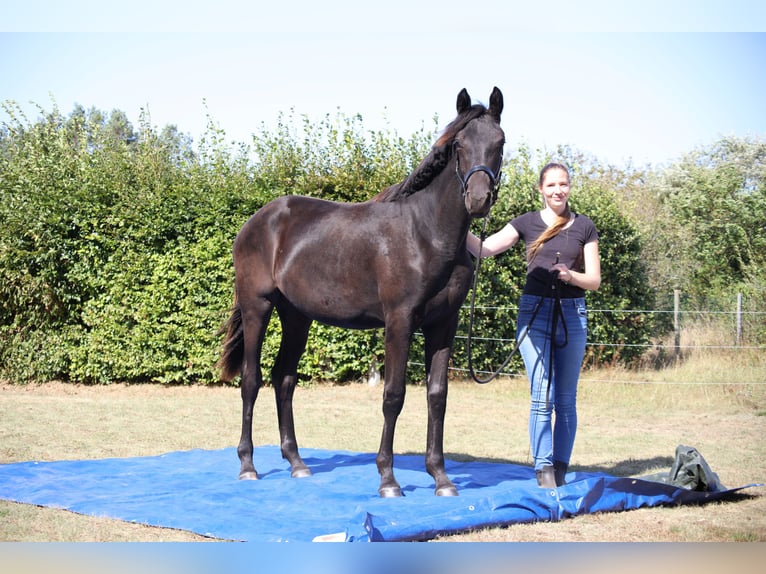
[2,1,765,167]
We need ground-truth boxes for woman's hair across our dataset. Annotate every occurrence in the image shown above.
[527,162,571,262]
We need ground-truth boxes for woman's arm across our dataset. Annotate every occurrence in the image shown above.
[556,240,601,291]
[466,223,520,258]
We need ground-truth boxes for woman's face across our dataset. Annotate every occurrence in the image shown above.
[539,167,570,214]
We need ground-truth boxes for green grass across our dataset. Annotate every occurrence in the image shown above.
[1,348,764,542]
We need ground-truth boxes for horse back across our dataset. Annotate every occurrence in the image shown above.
[233,196,399,326]
[232,194,470,329]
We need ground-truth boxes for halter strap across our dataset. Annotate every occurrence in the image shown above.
[453,142,501,199]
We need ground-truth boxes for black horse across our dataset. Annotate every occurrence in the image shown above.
[219,87,504,497]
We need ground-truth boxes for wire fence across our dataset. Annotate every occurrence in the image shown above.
[456,305,766,350]
[405,304,766,386]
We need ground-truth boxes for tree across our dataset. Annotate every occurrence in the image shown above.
[651,136,766,307]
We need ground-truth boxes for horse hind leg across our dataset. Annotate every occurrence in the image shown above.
[272,303,313,478]
[237,298,273,481]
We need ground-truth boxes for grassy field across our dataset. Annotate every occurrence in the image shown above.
[1,345,764,543]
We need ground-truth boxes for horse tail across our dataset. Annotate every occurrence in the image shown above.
[217,292,244,382]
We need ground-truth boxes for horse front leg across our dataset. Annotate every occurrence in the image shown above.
[423,321,459,496]
[272,304,312,478]
[376,321,411,498]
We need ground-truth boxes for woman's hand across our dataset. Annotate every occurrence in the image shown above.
[553,242,601,291]
[553,264,573,284]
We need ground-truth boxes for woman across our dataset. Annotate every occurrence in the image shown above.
[466,162,601,488]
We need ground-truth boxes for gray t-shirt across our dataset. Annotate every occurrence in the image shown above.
[509,211,599,298]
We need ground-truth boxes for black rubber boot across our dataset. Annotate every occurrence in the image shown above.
[553,460,568,486]
[536,465,556,488]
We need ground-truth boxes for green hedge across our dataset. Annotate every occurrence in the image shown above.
[1,101,658,384]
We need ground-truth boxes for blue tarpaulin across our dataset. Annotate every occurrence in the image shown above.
[0,446,756,542]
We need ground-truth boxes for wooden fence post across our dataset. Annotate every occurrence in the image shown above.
[736,292,743,346]
[673,289,681,359]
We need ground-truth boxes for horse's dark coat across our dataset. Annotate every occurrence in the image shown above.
[219,88,504,496]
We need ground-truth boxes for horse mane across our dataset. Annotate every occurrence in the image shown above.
[372,103,490,203]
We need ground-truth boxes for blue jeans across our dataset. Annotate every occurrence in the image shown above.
[516,294,588,470]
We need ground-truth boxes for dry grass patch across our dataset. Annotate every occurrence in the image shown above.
[1,363,764,542]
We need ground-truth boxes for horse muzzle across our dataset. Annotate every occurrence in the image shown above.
[464,189,492,217]
[461,165,500,218]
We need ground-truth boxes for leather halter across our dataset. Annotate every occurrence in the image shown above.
[453,141,502,202]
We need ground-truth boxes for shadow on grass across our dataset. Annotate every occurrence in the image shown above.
[439,452,677,477]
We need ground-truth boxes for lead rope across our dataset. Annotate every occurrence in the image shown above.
[466,216,544,384]
[466,234,566,388]
[545,252,570,407]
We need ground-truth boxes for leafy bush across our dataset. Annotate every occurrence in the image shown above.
[3,99,758,385]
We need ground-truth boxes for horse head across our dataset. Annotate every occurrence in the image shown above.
[452,87,504,218]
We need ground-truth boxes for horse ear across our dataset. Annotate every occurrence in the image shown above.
[456,88,471,114]
[488,87,503,120]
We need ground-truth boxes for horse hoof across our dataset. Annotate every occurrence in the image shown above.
[291,467,312,478]
[378,486,402,498]
[435,485,459,497]
[239,471,259,480]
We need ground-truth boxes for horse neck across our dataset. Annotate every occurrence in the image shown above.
[413,166,471,250]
